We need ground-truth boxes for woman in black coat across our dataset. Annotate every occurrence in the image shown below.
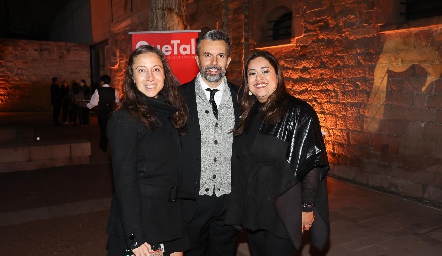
[225,50,330,255]
[106,45,189,256]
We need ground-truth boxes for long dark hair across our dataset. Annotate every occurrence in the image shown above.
[119,45,188,135]
[234,50,291,135]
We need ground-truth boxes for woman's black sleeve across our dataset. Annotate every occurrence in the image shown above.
[301,167,320,212]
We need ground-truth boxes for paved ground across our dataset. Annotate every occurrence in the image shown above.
[0,112,441,255]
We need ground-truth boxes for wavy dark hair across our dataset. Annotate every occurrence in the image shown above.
[234,50,291,135]
[118,45,188,135]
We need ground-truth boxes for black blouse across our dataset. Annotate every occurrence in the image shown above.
[249,103,319,210]
[226,97,329,242]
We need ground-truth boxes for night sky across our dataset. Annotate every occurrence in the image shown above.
[0,0,70,40]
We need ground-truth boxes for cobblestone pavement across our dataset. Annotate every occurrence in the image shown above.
[1,112,441,255]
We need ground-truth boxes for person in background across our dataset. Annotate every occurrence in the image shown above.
[61,80,72,125]
[106,45,189,256]
[50,77,62,126]
[180,30,240,256]
[70,82,85,127]
[87,75,119,152]
[79,79,91,124]
[225,50,330,255]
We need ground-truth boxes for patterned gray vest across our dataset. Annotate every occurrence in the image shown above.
[195,76,235,196]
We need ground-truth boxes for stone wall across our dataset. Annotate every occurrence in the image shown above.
[187,0,245,83]
[87,0,442,206]
[0,39,90,111]
[326,27,442,207]
[185,0,442,206]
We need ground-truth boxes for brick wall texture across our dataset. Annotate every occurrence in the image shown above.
[0,39,90,111]
[1,0,441,206]
[184,0,442,207]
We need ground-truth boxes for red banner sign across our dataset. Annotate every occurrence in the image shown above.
[131,30,200,84]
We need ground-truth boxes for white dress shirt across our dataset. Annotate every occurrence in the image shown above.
[197,74,225,107]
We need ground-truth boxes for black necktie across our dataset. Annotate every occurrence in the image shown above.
[205,88,219,119]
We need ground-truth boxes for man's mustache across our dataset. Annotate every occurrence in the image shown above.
[203,65,223,72]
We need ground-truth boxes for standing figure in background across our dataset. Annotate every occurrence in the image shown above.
[50,77,62,126]
[87,75,119,152]
[106,45,189,256]
[225,50,330,255]
[79,79,91,124]
[61,80,72,125]
[180,30,240,256]
[70,82,85,127]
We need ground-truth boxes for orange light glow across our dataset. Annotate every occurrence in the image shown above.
[255,43,296,50]
[365,32,442,133]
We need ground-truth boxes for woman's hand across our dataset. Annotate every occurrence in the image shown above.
[302,211,315,232]
[132,242,152,256]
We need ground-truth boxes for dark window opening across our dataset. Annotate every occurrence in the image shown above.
[401,0,442,21]
[90,40,108,92]
[124,0,133,12]
[269,12,292,41]
[111,0,114,23]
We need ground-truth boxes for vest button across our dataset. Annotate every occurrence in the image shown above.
[214,140,218,145]
[213,175,216,179]
[205,110,209,114]
[205,188,210,192]
[214,157,217,162]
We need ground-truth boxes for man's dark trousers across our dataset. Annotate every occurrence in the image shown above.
[185,194,238,256]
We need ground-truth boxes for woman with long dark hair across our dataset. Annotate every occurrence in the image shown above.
[106,45,189,256]
[226,50,330,255]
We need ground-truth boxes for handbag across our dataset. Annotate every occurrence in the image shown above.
[150,243,164,256]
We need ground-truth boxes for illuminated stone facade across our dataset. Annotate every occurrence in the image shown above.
[185,0,442,206]
[1,0,440,205]
[0,39,90,111]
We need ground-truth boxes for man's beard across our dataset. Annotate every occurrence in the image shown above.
[200,65,226,83]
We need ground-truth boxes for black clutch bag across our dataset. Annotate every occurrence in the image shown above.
[150,243,164,256]
[122,243,164,256]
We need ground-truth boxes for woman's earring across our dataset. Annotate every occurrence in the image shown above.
[248,91,252,96]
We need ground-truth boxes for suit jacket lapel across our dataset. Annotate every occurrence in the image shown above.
[183,80,201,134]
[227,82,240,125]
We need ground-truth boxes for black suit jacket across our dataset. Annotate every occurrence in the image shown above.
[180,78,240,222]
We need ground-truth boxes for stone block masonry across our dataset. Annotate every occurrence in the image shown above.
[187,0,442,207]
[0,0,427,208]
[0,39,90,112]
